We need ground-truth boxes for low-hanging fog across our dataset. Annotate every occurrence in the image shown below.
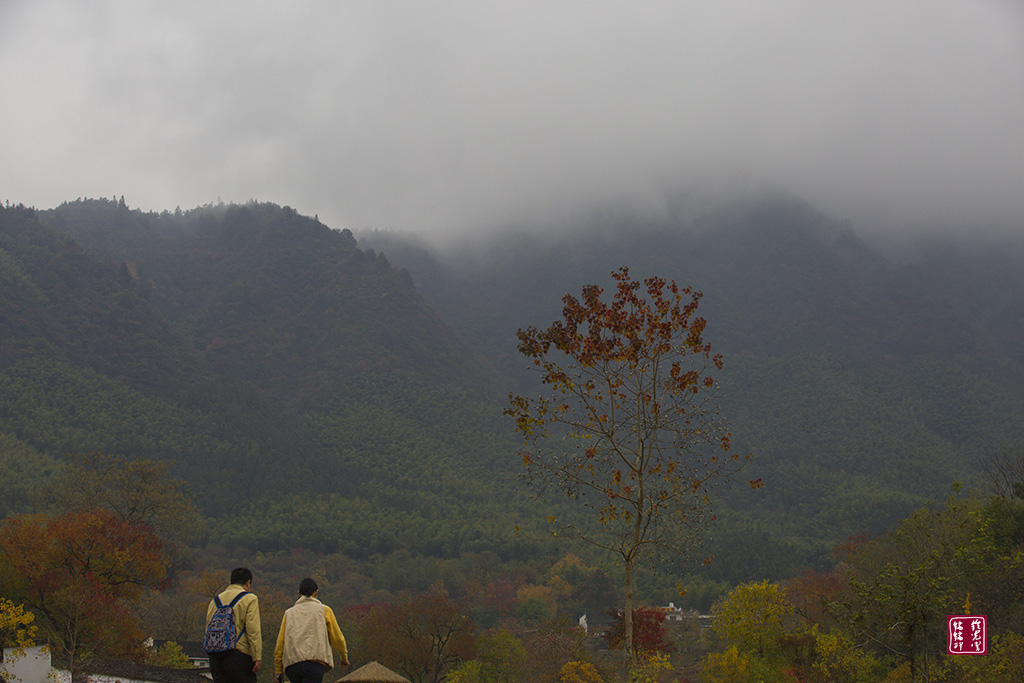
[1,1,1022,245]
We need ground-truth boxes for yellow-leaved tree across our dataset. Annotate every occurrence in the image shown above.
[559,660,604,683]
[712,580,792,658]
[0,598,37,675]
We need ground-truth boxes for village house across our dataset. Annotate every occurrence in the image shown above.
[1,645,210,683]
[143,641,209,672]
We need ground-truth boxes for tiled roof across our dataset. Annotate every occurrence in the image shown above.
[56,658,210,683]
[337,661,410,683]
[151,641,208,660]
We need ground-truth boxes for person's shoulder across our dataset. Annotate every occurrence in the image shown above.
[225,587,257,606]
[238,591,260,620]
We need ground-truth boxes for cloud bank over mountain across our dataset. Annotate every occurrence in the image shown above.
[2,1,1022,240]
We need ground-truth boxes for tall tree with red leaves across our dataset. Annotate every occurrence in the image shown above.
[507,267,756,669]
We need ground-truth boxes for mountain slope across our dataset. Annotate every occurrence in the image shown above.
[44,199,490,408]
[7,194,1024,586]
[359,194,1024,576]
[3,202,530,560]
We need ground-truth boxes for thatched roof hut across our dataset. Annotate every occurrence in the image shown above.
[337,661,410,683]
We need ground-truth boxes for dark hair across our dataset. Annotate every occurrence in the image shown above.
[231,567,253,586]
[298,578,318,596]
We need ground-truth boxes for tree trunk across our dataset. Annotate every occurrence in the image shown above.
[908,622,917,683]
[922,617,929,683]
[625,473,645,672]
[624,555,636,671]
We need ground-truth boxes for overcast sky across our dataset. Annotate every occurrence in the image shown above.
[1,1,1022,242]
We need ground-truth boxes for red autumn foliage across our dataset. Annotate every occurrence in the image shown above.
[0,509,166,670]
[356,587,475,683]
[785,568,844,627]
[603,607,676,657]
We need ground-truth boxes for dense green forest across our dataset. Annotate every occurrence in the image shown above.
[359,195,1024,578]
[0,201,545,560]
[3,196,1024,606]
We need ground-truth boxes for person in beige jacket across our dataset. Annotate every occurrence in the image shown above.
[273,578,349,683]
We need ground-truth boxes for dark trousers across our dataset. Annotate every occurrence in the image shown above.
[285,660,328,683]
[209,649,257,683]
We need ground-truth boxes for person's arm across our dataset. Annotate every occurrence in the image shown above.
[273,614,287,681]
[245,595,262,671]
[324,606,348,667]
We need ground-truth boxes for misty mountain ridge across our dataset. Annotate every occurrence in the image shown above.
[359,191,1024,390]
[2,193,1023,587]
[358,191,1024,574]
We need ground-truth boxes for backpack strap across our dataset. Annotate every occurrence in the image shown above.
[226,591,250,608]
[226,591,251,643]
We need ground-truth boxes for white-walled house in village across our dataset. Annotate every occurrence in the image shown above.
[1,645,54,683]
[1,646,209,683]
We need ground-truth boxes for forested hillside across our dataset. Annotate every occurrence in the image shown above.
[3,194,1024,601]
[359,193,1024,579]
[0,200,539,568]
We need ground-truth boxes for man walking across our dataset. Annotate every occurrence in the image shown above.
[206,567,262,683]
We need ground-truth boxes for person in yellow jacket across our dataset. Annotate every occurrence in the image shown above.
[274,578,349,683]
[206,567,262,683]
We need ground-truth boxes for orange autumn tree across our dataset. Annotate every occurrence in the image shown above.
[47,452,199,572]
[357,587,475,683]
[506,267,754,670]
[0,509,167,677]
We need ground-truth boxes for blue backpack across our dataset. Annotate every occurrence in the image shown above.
[204,591,250,654]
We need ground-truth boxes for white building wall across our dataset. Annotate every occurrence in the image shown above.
[1,645,56,683]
